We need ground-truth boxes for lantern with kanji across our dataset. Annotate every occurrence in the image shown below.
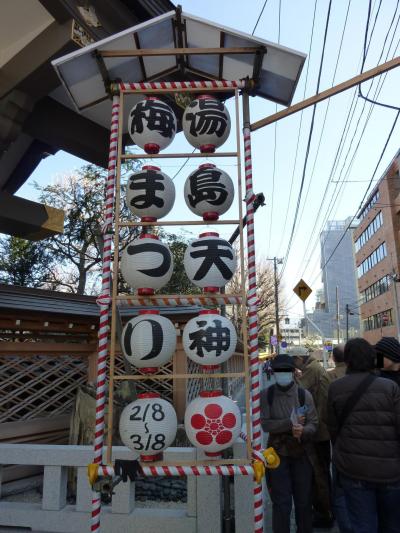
[182,95,231,153]
[119,393,177,462]
[120,234,173,295]
[182,310,237,369]
[126,165,175,221]
[184,391,241,456]
[122,310,176,374]
[184,232,237,292]
[128,97,177,154]
[184,163,234,221]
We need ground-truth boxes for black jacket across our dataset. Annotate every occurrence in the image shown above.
[327,372,400,483]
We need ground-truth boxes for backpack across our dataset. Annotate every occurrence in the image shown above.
[267,384,306,407]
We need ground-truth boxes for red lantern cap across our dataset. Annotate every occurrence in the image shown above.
[139,310,160,315]
[199,309,220,315]
[145,96,159,101]
[199,163,216,170]
[203,212,219,221]
[197,94,217,100]
[138,288,155,296]
[142,165,161,172]
[199,232,219,238]
[140,233,159,240]
[199,390,223,398]
[141,453,163,462]
[141,216,157,222]
[138,392,160,399]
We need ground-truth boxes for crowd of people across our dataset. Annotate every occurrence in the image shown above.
[260,337,400,533]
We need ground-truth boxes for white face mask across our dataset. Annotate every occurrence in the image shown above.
[275,372,294,387]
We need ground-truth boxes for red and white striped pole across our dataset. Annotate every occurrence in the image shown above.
[91,94,120,533]
[243,92,264,532]
[117,80,245,92]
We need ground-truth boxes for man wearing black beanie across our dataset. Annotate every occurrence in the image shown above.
[375,336,400,386]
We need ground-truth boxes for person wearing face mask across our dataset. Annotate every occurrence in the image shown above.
[288,345,334,529]
[261,354,318,533]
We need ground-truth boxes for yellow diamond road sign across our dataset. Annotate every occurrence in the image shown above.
[293,279,312,302]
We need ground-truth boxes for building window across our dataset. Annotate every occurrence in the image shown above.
[361,275,392,303]
[363,309,393,331]
[359,191,380,221]
[357,242,387,277]
[355,211,383,252]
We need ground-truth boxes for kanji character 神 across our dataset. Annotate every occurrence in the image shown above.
[189,318,231,357]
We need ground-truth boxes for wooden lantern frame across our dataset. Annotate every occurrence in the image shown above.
[105,85,253,467]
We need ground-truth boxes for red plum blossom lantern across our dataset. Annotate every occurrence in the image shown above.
[184,391,241,456]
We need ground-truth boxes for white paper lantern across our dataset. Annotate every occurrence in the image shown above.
[184,232,237,292]
[183,310,237,369]
[128,97,177,154]
[122,310,176,373]
[184,163,234,221]
[182,95,231,153]
[120,393,177,462]
[126,165,175,221]
[120,234,173,295]
[184,391,241,456]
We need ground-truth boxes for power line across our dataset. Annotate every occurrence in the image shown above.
[287,0,353,257]
[281,0,333,276]
[171,148,196,181]
[252,0,269,35]
[359,0,400,111]
[267,0,282,252]
[289,4,399,290]
[311,110,400,286]
[278,0,318,256]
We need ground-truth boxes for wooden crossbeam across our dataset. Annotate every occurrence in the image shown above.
[0,342,96,354]
[250,56,400,131]
[100,46,261,58]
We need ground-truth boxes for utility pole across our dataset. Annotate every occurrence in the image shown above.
[345,303,349,342]
[268,257,283,354]
[391,270,400,342]
[336,286,340,344]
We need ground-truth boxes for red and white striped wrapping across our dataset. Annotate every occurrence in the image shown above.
[96,464,253,478]
[243,125,264,532]
[91,95,120,533]
[239,432,267,465]
[117,80,245,92]
[97,294,242,307]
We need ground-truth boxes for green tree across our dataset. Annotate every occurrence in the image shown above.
[0,236,54,287]
[159,232,201,295]
[36,164,139,295]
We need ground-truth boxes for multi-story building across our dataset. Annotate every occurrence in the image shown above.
[307,218,360,340]
[354,149,400,343]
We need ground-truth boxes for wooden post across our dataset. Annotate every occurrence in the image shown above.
[250,56,400,131]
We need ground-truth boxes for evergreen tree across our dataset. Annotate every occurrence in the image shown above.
[0,236,54,288]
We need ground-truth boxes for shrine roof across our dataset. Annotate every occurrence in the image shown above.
[52,10,306,131]
[0,284,201,320]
